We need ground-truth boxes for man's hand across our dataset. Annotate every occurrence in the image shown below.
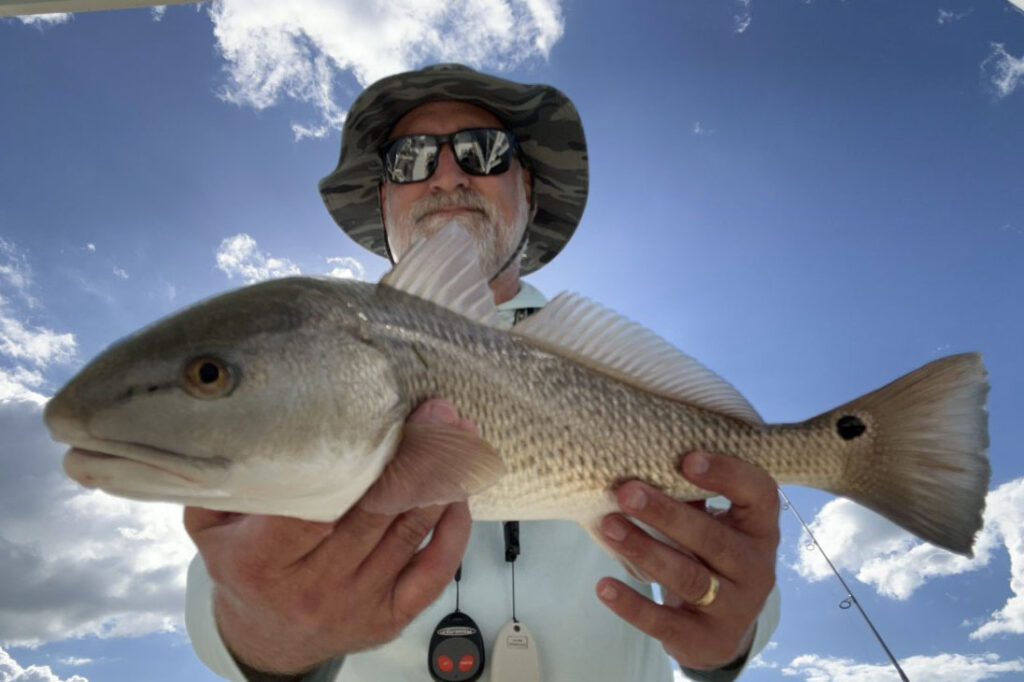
[595,451,780,671]
[184,400,475,676]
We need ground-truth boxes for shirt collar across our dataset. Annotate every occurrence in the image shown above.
[495,281,547,326]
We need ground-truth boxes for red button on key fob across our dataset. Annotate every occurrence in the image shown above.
[429,611,485,681]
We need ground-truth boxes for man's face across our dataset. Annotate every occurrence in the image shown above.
[379,101,531,279]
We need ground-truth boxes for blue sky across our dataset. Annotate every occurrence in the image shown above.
[1,1,1023,680]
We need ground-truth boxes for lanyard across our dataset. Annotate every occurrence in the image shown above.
[428,521,535,682]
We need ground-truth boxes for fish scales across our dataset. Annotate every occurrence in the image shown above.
[46,224,990,556]
[364,285,841,520]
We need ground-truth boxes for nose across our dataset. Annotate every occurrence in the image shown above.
[428,143,470,193]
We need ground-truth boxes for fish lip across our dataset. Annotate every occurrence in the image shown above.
[62,438,228,487]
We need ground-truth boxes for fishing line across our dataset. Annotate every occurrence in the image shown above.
[778,488,909,682]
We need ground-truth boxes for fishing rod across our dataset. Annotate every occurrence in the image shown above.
[778,488,910,682]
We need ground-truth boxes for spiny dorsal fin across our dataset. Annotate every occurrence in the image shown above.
[379,222,509,330]
[511,292,764,424]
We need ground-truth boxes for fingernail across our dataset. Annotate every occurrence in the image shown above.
[685,453,709,477]
[599,583,619,601]
[602,517,628,542]
[623,486,647,511]
[424,401,459,424]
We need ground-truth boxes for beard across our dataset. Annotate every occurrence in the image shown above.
[384,175,530,280]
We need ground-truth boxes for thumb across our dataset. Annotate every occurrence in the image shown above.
[407,399,461,425]
[408,399,479,435]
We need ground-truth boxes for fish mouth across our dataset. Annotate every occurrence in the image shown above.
[62,439,230,495]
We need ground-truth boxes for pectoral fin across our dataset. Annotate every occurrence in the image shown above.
[358,423,505,515]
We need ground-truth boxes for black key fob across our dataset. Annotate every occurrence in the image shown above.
[428,611,485,681]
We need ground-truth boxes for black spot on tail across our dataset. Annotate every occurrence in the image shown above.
[837,415,866,440]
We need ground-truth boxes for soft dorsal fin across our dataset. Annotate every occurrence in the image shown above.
[511,293,764,424]
[379,222,509,330]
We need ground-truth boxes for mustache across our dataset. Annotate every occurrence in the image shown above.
[411,189,497,224]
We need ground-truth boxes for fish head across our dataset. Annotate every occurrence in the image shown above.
[44,277,405,519]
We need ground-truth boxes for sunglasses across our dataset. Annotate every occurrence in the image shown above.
[380,128,519,184]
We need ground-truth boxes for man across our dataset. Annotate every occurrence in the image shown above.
[184,64,781,681]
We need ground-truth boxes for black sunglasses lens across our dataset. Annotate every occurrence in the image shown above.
[384,135,438,183]
[383,129,515,183]
[452,129,514,176]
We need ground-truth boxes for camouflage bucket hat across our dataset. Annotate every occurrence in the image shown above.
[318,63,588,274]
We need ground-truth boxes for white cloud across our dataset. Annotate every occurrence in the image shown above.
[0,367,47,406]
[747,641,780,669]
[215,234,368,283]
[14,13,71,27]
[0,647,88,682]
[112,267,129,280]
[790,479,1024,638]
[1,239,76,379]
[158,280,177,302]
[0,315,76,367]
[1009,0,1024,15]
[692,121,713,136]
[0,239,36,306]
[0,401,197,646]
[0,244,186,647]
[215,233,301,283]
[56,659,92,667]
[982,43,1024,98]
[325,256,366,280]
[152,5,167,21]
[970,479,1024,639]
[791,497,983,600]
[209,0,565,139]
[937,8,973,24]
[781,652,1024,682]
[734,0,752,33]
[85,244,96,253]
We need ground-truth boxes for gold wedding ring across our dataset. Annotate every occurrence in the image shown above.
[693,573,720,608]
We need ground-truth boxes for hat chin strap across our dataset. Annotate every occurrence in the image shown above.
[489,176,536,283]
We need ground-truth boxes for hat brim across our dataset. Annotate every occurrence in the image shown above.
[318,64,588,275]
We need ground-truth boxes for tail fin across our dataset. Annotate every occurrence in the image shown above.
[825,353,990,556]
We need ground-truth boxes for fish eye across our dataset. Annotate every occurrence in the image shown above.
[184,357,234,399]
[836,415,866,441]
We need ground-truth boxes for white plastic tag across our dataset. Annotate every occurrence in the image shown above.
[490,619,541,682]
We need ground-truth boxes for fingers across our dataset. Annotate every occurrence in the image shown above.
[393,501,472,621]
[600,514,728,604]
[681,452,780,540]
[610,479,746,579]
[354,504,448,583]
[183,506,239,536]
[407,399,478,435]
[596,577,752,669]
[608,453,779,579]
[231,516,340,572]
[185,506,337,570]
[596,577,701,643]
